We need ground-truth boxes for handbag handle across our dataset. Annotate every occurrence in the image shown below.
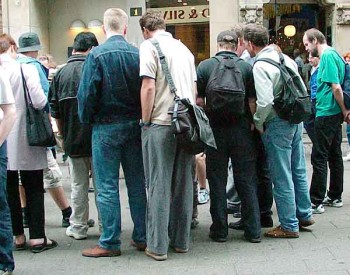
[150,39,179,100]
[20,66,34,109]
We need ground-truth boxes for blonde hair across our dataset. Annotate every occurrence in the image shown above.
[103,8,128,33]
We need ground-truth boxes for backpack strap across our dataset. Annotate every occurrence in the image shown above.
[254,57,281,69]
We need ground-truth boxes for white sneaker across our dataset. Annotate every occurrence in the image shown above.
[311,204,325,214]
[198,188,209,204]
[322,197,343,208]
[66,226,87,240]
[343,152,350,161]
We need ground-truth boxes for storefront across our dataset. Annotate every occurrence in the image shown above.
[262,3,327,57]
[146,0,210,64]
[1,0,349,64]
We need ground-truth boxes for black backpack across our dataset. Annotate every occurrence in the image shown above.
[333,51,350,109]
[342,63,350,109]
[255,53,311,124]
[205,56,246,121]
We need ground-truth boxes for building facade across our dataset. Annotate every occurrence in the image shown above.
[0,0,349,64]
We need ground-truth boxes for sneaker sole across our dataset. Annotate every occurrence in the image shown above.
[66,231,87,240]
[145,248,167,261]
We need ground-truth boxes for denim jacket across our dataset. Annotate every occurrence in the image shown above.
[78,35,141,124]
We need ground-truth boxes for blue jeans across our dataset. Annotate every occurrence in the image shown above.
[347,124,350,146]
[262,117,312,232]
[92,121,146,250]
[0,142,15,272]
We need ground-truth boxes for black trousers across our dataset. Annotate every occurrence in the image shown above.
[207,119,261,239]
[310,113,344,205]
[7,170,45,239]
[254,131,273,220]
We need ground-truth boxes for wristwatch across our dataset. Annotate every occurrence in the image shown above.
[139,119,151,127]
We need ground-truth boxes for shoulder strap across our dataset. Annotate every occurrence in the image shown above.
[150,39,178,99]
[20,66,32,108]
[254,58,280,69]
[330,49,347,66]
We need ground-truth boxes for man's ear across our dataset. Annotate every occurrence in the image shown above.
[123,25,128,36]
[102,25,106,35]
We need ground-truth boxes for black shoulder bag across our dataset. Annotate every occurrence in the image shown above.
[150,39,216,154]
[20,66,56,147]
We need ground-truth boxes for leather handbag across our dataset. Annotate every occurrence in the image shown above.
[151,39,216,155]
[20,66,56,147]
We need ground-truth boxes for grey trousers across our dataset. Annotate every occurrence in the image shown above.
[68,157,93,235]
[226,160,241,212]
[142,124,193,254]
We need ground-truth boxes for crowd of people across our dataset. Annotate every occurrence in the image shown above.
[0,7,349,274]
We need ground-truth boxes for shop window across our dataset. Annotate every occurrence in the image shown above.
[146,0,210,64]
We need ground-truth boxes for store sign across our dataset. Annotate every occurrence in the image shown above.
[151,5,209,24]
[130,7,142,17]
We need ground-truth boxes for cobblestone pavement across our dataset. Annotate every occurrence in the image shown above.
[11,137,350,275]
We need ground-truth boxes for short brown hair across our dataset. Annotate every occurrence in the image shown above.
[0,33,17,54]
[304,28,326,44]
[243,24,269,47]
[139,11,166,32]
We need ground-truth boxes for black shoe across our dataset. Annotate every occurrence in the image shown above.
[228,219,244,230]
[232,212,241,218]
[261,216,273,228]
[209,231,227,242]
[244,234,262,243]
[226,207,240,215]
[87,219,95,227]
[191,218,199,229]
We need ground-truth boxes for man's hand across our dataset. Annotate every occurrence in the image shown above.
[196,97,205,108]
[344,110,350,124]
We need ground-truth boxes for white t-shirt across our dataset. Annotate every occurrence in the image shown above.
[139,30,197,125]
[0,67,15,121]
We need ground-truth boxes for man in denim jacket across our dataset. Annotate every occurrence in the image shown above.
[78,8,146,258]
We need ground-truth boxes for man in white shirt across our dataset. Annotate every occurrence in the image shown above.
[139,10,196,261]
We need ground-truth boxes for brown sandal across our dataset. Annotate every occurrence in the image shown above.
[264,225,299,238]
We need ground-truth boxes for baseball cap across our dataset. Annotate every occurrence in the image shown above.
[217,30,238,44]
[17,32,42,53]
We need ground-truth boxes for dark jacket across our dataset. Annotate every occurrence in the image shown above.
[77,35,141,124]
[196,51,256,126]
[49,54,92,158]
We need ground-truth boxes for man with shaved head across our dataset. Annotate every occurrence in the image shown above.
[78,8,146,258]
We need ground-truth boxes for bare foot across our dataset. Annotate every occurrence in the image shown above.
[30,238,53,246]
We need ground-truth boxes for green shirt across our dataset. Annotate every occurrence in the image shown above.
[316,47,345,117]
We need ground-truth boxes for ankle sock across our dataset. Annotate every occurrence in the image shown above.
[62,206,72,218]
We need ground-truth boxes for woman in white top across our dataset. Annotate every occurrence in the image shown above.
[0,34,57,253]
